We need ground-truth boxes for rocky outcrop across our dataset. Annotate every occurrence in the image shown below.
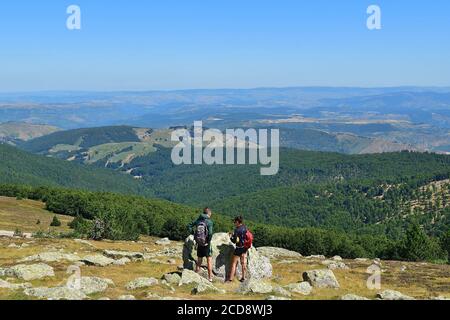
[179,270,213,287]
[191,282,223,295]
[78,277,114,295]
[103,250,144,261]
[24,287,87,300]
[303,269,340,289]
[256,247,302,260]
[163,272,182,285]
[341,294,369,300]
[0,279,32,290]
[126,277,158,290]
[305,255,326,260]
[113,257,131,266]
[377,290,414,300]
[284,282,313,295]
[81,255,115,267]
[272,286,292,297]
[321,260,349,270]
[19,251,81,263]
[155,238,171,246]
[183,233,272,281]
[266,295,291,300]
[237,278,273,294]
[8,263,55,281]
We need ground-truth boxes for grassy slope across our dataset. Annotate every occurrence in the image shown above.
[0,197,449,300]
[0,196,72,233]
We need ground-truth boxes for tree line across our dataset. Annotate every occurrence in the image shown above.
[1,184,448,263]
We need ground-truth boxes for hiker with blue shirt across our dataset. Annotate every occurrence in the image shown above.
[188,207,214,282]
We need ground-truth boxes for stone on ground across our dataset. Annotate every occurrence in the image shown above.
[284,282,313,295]
[103,250,144,261]
[19,251,81,263]
[303,269,340,289]
[256,247,302,260]
[0,279,32,290]
[113,257,131,266]
[118,294,136,300]
[8,263,55,281]
[163,272,182,285]
[321,260,349,270]
[238,278,273,294]
[179,269,214,288]
[126,277,158,290]
[191,282,223,295]
[81,255,115,267]
[341,294,369,300]
[272,286,292,297]
[266,296,291,300]
[77,277,114,295]
[377,290,414,300]
[155,238,171,246]
[24,287,87,300]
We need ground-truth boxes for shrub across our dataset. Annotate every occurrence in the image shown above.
[50,216,62,227]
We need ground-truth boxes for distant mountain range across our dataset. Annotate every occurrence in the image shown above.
[1,87,449,153]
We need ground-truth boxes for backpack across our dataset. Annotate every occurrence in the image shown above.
[243,229,253,249]
[194,220,209,247]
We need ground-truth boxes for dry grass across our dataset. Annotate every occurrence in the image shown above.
[0,197,449,300]
[0,197,73,233]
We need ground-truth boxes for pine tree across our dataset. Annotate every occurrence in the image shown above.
[50,215,62,227]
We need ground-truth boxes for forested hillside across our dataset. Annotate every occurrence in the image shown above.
[0,143,148,195]
[1,184,447,262]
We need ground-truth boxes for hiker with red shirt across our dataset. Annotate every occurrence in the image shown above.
[227,216,252,282]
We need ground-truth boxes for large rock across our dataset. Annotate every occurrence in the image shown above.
[266,296,291,300]
[191,282,223,295]
[284,282,313,295]
[163,272,182,285]
[24,287,87,300]
[78,277,114,295]
[341,294,369,300]
[19,252,81,263]
[155,238,171,246]
[321,260,349,270]
[126,277,158,290]
[8,263,55,281]
[103,250,144,261]
[377,290,414,300]
[82,255,115,267]
[179,270,213,287]
[302,269,340,289]
[183,233,272,281]
[0,279,32,290]
[272,286,292,297]
[238,278,273,294]
[257,247,302,260]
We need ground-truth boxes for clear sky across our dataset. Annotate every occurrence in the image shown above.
[0,0,449,91]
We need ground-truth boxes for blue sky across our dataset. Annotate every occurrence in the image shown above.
[0,0,449,91]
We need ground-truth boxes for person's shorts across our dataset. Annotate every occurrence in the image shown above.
[197,245,212,258]
[234,247,248,257]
